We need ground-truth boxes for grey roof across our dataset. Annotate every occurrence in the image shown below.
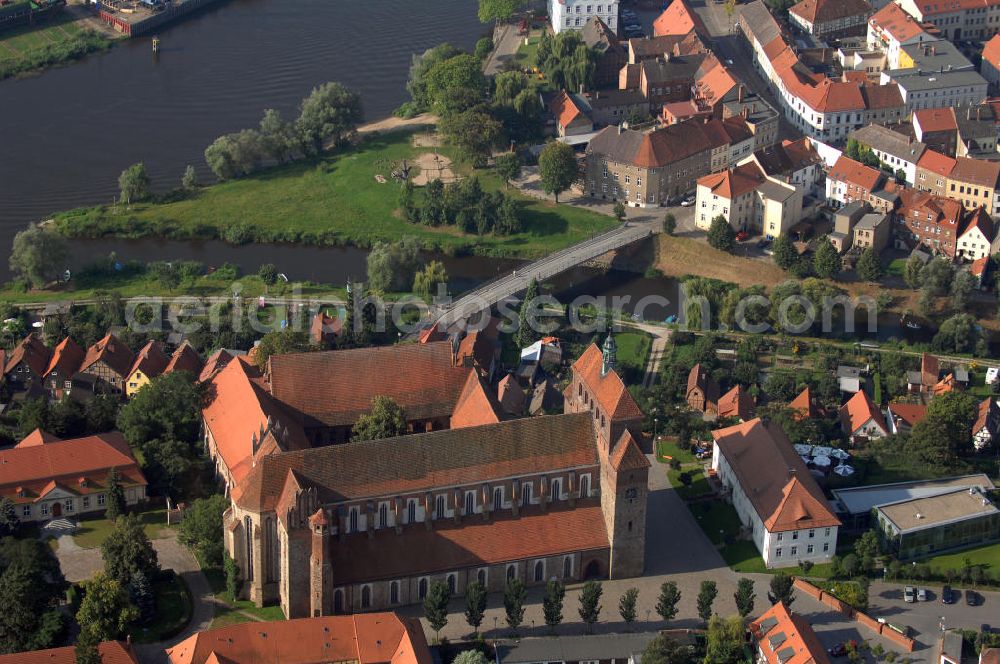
[892,69,988,93]
[877,486,1000,534]
[740,0,782,47]
[832,473,994,515]
[639,53,707,85]
[579,88,648,110]
[899,39,974,74]
[956,104,997,140]
[758,179,797,201]
[498,632,666,662]
[854,212,887,230]
[836,200,869,220]
[849,124,926,164]
[836,365,862,379]
[941,631,964,658]
[581,15,619,52]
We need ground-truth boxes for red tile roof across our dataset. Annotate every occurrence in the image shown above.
[915,0,993,17]
[838,390,887,435]
[16,428,60,447]
[571,344,643,420]
[951,156,1000,189]
[79,332,134,377]
[789,0,871,25]
[917,149,957,177]
[888,402,928,429]
[829,155,882,192]
[788,386,825,421]
[972,255,990,277]
[450,371,503,429]
[914,107,958,133]
[610,430,652,472]
[165,341,204,377]
[712,419,840,532]
[198,348,236,383]
[127,340,169,381]
[310,311,343,345]
[698,162,766,199]
[166,614,431,664]
[869,2,927,42]
[718,385,755,421]
[0,432,146,504]
[43,336,84,380]
[0,641,138,664]
[985,35,1000,71]
[233,413,599,512]
[687,363,720,409]
[328,500,609,585]
[267,342,473,428]
[549,90,587,130]
[654,0,708,37]
[960,207,994,242]
[921,353,940,386]
[4,334,50,376]
[750,602,831,664]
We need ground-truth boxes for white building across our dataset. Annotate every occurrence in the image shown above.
[550,0,619,34]
[867,2,934,70]
[696,162,803,237]
[711,418,840,569]
[895,0,1000,42]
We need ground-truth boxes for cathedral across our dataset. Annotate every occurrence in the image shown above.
[203,333,649,618]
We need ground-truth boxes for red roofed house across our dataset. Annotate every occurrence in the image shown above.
[548,90,594,137]
[0,430,146,523]
[789,386,826,420]
[695,161,803,237]
[984,34,1000,93]
[788,0,871,38]
[896,0,1000,42]
[867,2,933,69]
[309,310,344,348]
[958,207,996,261]
[0,641,138,664]
[750,601,831,664]
[886,402,928,434]
[687,363,719,414]
[165,341,205,378]
[125,340,169,398]
[826,155,884,207]
[653,0,708,39]
[839,390,888,442]
[718,385,755,422]
[913,108,959,156]
[43,336,84,401]
[166,613,431,664]
[972,397,1000,451]
[712,418,840,568]
[894,188,966,258]
[216,337,648,616]
[74,332,134,397]
[3,333,51,392]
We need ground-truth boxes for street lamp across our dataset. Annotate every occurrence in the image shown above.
[494,616,498,633]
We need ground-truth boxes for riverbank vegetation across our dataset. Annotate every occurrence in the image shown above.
[52,130,616,258]
[0,16,113,81]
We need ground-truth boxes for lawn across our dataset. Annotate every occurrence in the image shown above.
[721,541,836,578]
[130,571,193,643]
[202,566,286,629]
[615,330,651,374]
[0,14,113,79]
[54,131,618,260]
[668,467,712,500]
[918,542,1000,575]
[886,258,907,278]
[656,438,696,464]
[687,500,742,545]
[72,508,175,550]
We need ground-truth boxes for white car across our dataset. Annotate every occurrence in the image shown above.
[680,198,694,207]
[904,586,915,603]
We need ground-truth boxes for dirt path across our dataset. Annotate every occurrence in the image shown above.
[355,113,438,136]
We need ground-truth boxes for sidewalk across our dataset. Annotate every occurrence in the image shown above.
[484,21,522,76]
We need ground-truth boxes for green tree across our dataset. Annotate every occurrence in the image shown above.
[495,152,522,189]
[772,234,797,270]
[425,54,486,114]
[413,261,449,298]
[538,141,578,203]
[614,200,627,223]
[854,529,881,561]
[118,162,150,205]
[75,573,139,642]
[921,256,954,295]
[257,263,278,286]
[104,467,126,521]
[734,577,756,618]
[74,629,102,664]
[856,247,883,282]
[181,164,198,190]
[932,313,983,355]
[845,138,862,160]
[366,237,420,291]
[478,0,524,23]
[663,213,677,235]
[117,372,203,448]
[0,499,19,537]
[440,110,502,167]
[768,572,794,606]
[259,108,295,163]
[352,395,407,441]
[295,82,363,154]
[703,615,746,664]
[252,330,311,367]
[475,38,493,62]
[655,581,681,623]
[405,43,464,113]
[177,495,229,566]
[453,652,490,664]
[0,562,65,654]
[950,270,976,312]
[697,580,717,623]
[578,580,603,633]
[101,514,160,587]
[813,237,842,279]
[619,587,639,628]
[641,634,691,664]
[504,578,526,632]
[907,390,978,465]
[129,568,156,623]
[707,216,736,252]
[903,254,924,289]
[464,580,487,635]
[423,580,451,640]
[9,223,69,288]
[543,579,565,632]
[515,278,540,349]
[224,553,240,600]
[204,134,240,180]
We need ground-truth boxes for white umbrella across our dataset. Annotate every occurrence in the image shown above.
[794,444,814,455]
[834,464,855,477]
[800,455,812,465]
[830,448,851,460]
[812,454,832,468]
[812,446,834,457]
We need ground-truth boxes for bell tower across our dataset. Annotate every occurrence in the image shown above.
[600,430,649,579]
[601,332,617,376]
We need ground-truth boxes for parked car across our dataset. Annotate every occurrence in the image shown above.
[904,586,915,603]
[942,585,955,604]
[624,23,642,31]
[680,198,694,207]
[917,587,927,602]
[736,231,750,241]
[966,590,983,607]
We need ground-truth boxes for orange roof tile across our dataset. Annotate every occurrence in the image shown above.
[450,371,503,429]
[712,419,840,532]
[934,373,957,395]
[972,255,990,276]
[921,352,940,386]
[986,35,1000,71]
[166,614,431,664]
[718,385,755,421]
[127,340,169,381]
[328,500,609,585]
[43,336,84,380]
[0,641,139,664]
[914,107,958,133]
[788,386,825,421]
[960,207,994,242]
[917,148,957,176]
[16,428,60,447]
[309,311,343,345]
[687,363,719,408]
[610,430,652,472]
[653,0,708,37]
[888,402,927,429]
[165,341,204,377]
[79,332,134,378]
[198,348,236,383]
[789,0,871,25]
[698,162,766,199]
[4,334,50,377]
[571,344,643,420]
[751,602,831,664]
[549,90,587,130]
[869,2,927,42]
[829,155,882,191]
[838,390,887,435]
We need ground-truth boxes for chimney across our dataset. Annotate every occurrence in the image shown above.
[738,85,745,103]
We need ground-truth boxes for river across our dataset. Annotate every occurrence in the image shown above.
[0,0,485,252]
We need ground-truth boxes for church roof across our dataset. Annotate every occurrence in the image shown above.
[571,344,643,420]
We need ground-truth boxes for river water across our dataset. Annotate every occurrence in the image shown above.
[0,0,485,242]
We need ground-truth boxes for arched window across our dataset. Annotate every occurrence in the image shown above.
[390,580,400,605]
[436,495,445,518]
[465,491,475,515]
[506,564,516,581]
[447,574,456,594]
[334,589,344,613]
[551,478,562,501]
[522,482,532,505]
[419,578,428,599]
[580,474,591,498]
[378,503,388,529]
[493,487,503,511]
[563,556,573,579]
[477,568,487,586]
[361,585,371,609]
[349,507,359,533]
[407,500,417,524]
[534,560,544,582]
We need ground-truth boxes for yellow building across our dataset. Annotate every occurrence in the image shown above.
[125,340,168,398]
